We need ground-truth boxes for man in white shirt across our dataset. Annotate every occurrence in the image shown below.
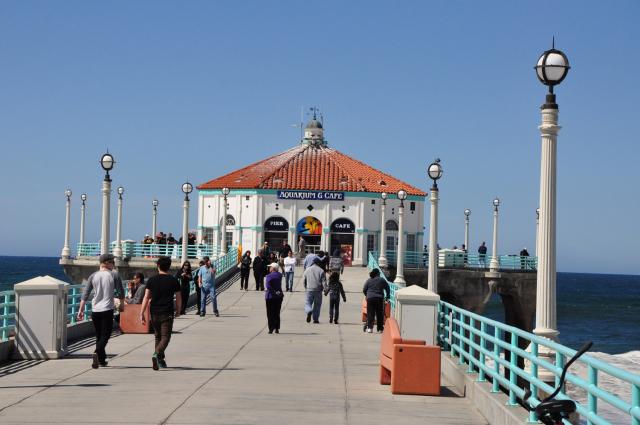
[283,251,297,292]
[78,254,125,369]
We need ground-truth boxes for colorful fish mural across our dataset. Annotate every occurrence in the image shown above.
[296,216,322,235]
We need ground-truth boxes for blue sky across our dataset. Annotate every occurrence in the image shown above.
[0,1,638,274]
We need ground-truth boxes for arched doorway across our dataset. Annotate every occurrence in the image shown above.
[385,219,399,263]
[330,218,355,266]
[218,214,235,247]
[296,216,322,254]
[264,216,289,251]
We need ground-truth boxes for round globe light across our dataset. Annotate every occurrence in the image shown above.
[464,208,471,217]
[81,193,87,202]
[427,159,443,181]
[221,187,230,196]
[100,152,115,171]
[535,48,570,87]
[493,197,500,207]
[182,182,193,194]
[117,186,124,195]
[397,189,407,201]
[152,199,159,207]
[381,192,388,200]
[65,189,72,198]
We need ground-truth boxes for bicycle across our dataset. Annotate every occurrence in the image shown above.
[523,341,593,425]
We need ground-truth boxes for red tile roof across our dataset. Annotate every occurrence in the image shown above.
[197,144,426,196]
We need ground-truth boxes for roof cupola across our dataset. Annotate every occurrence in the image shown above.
[303,107,326,146]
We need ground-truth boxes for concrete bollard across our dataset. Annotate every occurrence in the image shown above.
[14,276,69,359]
[395,285,440,345]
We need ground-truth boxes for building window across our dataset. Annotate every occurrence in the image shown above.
[367,234,376,256]
[371,199,375,204]
[202,227,214,245]
[406,234,416,252]
[410,202,415,211]
[245,196,250,201]
[385,220,398,231]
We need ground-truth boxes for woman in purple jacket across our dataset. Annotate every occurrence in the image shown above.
[265,263,284,334]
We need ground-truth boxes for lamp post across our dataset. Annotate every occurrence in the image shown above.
[464,208,471,251]
[152,199,159,238]
[533,43,570,342]
[61,189,72,259]
[489,198,500,272]
[79,193,87,253]
[378,192,388,267]
[99,152,114,255]
[535,207,540,256]
[113,186,124,259]
[181,182,193,263]
[427,159,443,293]
[221,187,230,254]
[394,189,408,285]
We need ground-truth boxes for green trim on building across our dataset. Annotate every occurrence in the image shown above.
[198,188,424,201]
[356,228,368,234]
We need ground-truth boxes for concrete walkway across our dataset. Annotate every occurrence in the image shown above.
[0,267,487,425]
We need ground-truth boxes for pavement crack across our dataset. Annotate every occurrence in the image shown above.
[338,323,351,425]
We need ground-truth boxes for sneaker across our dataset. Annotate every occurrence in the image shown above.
[214,311,219,317]
[334,320,339,324]
[313,320,320,324]
[366,328,373,333]
[91,353,99,369]
[268,329,273,334]
[329,318,333,324]
[158,359,167,369]
[200,313,205,317]
[152,354,159,371]
[306,313,311,323]
[275,329,279,334]
[99,361,108,367]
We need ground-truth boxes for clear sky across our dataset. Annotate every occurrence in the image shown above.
[0,1,638,275]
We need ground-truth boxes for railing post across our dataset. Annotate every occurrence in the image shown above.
[556,351,565,396]
[529,342,539,423]
[2,293,9,341]
[632,384,639,425]
[508,332,518,406]
[492,326,500,393]
[467,317,475,374]
[458,312,465,365]
[70,288,77,325]
[478,321,487,382]
[588,365,598,425]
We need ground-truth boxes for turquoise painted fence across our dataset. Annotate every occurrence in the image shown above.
[0,290,16,342]
[438,302,640,425]
[76,243,222,259]
[369,250,537,271]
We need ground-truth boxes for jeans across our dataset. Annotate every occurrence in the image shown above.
[479,254,486,268]
[265,297,283,331]
[240,270,250,290]
[180,283,190,315]
[200,285,218,314]
[151,312,174,359]
[91,309,114,363]
[284,271,294,291]
[304,290,323,321]
[366,297,385,331]
[329,296,341,322]
[195,286,202,314]
[254,271,264,291]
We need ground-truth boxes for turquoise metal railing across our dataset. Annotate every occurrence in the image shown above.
[76,243,221,259]
[1,290,16,342]
[366,251,400,312]
[438,301,640,425]
[67,284,92,325]
[369,250,537,271]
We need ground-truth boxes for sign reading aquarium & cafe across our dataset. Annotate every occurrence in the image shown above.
[277,190,345,201]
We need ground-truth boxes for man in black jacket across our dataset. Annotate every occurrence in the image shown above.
[253,249,265,291]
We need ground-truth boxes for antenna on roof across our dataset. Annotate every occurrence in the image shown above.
[289,105,304,142]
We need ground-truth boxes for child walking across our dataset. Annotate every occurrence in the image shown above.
[324,272,347,324]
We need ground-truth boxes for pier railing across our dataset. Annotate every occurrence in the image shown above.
[1,290,16,342]
[438,302,640,425]
[76,243,222,260]
[369,250,537,271]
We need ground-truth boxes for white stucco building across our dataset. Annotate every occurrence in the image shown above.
[196,116,426,266]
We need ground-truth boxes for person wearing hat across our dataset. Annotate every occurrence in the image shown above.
[302,257,327,323]
[77,253,125,369]
[264,262,284,334]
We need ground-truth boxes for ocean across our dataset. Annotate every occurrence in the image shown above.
[1,256,639,356]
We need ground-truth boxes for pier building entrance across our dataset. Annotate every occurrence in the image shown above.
[297,216,322,254]
[264,216,289,248]
[329,218,355,266]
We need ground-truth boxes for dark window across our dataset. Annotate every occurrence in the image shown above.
[371,199,376,204]
[410,202,416,211]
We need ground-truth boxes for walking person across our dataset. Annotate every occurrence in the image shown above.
[478,242,488,268]
[198,256,218,317]
[324,271,347,324]
[363,268,390,333]
[303,257,327,323]
[283,251,296,292]
[240,250,252,291]
[77,253,125,368]
[194,260,204,315]
[175,261,192,315]
[140,256,182,370]
[265,263,284,334]
[253,249,265,291]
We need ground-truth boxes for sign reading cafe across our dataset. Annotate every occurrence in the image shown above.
[277,190,345,201]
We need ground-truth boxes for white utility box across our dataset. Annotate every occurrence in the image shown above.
[395,285,441,345]
[14,276,69,359]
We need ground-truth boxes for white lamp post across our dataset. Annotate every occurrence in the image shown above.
[79,193,87,253]
[61,189,72,258]
[464,208,471,251]
[181,182,193,263]
[427,159,443,292]
[533,43,570,342]
[378,192,388,267]
[489,198,500,272]
[113,186,124,259]
[221,187,230,254]
[394,189,408,285]
[152,199,159,238]
[99,152,114,255]
[535,207,540,257]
